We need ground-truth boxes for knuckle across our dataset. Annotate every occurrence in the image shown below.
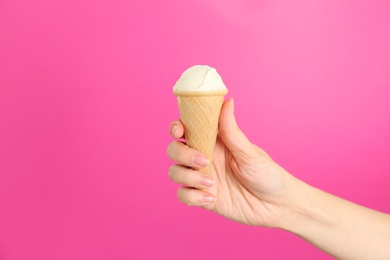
[184,196,195,206]
[177,187,194,206]
[176,187,182,198]
[167,141,182,161]
[168,165,176,180]
[166,142,174,156]
[177,188,186,203]
[176,141,186,154]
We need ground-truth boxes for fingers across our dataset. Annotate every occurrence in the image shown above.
[177,186,215,206]
[169,120,185,139]
[168,119,215,207]
[168,165,214,189]
[166,141,209,169]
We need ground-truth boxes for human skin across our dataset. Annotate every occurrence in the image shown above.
[166,98,390,259]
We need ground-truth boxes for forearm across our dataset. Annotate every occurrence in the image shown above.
[279,176,390,260]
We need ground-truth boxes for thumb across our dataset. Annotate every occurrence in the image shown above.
[219,98,255,158]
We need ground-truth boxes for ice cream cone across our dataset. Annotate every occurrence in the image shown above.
[174,89,228,174]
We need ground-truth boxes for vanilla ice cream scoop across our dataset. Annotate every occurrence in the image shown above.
[173,65,227,92]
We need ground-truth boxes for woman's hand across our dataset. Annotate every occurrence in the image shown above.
[167,99,294,227]
[167,98,390,259]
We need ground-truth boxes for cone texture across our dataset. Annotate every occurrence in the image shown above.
[175,92,226,174]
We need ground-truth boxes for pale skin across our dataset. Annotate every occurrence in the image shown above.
[166,98,390,260]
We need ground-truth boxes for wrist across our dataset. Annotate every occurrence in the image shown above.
[276,176,334,233]
[275,175,304,231]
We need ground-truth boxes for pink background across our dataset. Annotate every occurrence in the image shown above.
[0,0,389,259]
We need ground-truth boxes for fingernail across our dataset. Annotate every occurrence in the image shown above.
[172,125,179,136]
[204,194,215,203]
[201,176,214,187]
[193,154,209,167]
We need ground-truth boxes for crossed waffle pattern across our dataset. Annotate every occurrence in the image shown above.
[177,95,225,174]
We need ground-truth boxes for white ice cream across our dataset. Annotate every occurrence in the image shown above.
[173,65,227,92]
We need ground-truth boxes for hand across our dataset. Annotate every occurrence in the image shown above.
[167,99,295,227]
[167,99,390,259]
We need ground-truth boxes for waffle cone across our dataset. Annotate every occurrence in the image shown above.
[174,90,228,174]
